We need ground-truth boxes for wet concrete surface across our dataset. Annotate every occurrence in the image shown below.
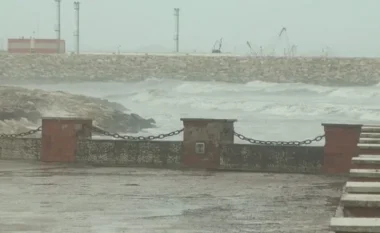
[0,160,345,233]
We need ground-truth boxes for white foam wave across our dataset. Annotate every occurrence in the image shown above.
[108,87,380,123]
[173,82,234,94]
[245,81,332,94]
[327,87,380,99]
[0,118,38,134]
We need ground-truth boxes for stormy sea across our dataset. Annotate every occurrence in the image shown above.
[14,78,380,145]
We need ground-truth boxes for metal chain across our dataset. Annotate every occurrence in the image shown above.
[0,126,42,138]
[234,131,325,146]
[90,126,183,141]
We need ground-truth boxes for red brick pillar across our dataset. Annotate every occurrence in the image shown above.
[180,118,236,169]
[322,123,362,174]
[41,117,92,162]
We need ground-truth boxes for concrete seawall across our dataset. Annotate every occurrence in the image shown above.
[0,118,365,175]
[0,138,324,173]
[1,53,380,85]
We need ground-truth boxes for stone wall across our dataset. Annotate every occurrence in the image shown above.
[0,138,41,160]
[1,53,380,86]
[76,140,324,173]
[75,139,182,168]
[220,144,323,173]
[0,137,324,173]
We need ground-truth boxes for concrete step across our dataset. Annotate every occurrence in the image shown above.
[361,133,380,139]
[350,169,380,181]
[360,155,380,158]
[341,193,380,207]
[362,126,380,133]
[341,194,380,217]
[330,217,380,232]
[340,193,380,208]
[346,182,380,194]
[353,157,380,165]
[352,157,380,169]
[360,138,380,144]
[358,144,380,149]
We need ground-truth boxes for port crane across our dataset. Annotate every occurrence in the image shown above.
[211,38,223,53]
[246,27,297,56]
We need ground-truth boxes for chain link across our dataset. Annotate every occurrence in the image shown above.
[234,131,325,146]
[90,126,183,141]
[0,126,42,138]
[1,125,322,145]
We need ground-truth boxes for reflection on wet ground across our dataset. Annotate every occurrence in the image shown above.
[0,160,345,233]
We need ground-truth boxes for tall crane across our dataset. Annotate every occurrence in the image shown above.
[278,27,291,56]
[211,38,223,53]
[246,41,258,56]
[245,27,297,56]
[266,27,297,56]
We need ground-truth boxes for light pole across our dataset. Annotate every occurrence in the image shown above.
[174,8,180,52]
[74,1,80,54]
[55,0,61,53]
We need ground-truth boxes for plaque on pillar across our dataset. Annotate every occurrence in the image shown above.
[180,118,236,169]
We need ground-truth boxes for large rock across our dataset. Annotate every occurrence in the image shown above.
[0,86,156,135]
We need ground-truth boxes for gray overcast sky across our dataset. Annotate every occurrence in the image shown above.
[0,0,378,56]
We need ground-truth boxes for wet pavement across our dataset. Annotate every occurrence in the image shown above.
[0,160,345,233]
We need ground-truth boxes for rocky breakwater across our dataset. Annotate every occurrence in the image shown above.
[1,53,380,86]
[0,86,155,135]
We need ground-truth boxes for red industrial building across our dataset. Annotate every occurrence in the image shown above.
[7,38,66,54]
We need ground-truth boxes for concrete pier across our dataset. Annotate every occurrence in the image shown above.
[0,160,344,233]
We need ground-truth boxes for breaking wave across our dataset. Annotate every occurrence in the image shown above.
[13,78,380,143]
